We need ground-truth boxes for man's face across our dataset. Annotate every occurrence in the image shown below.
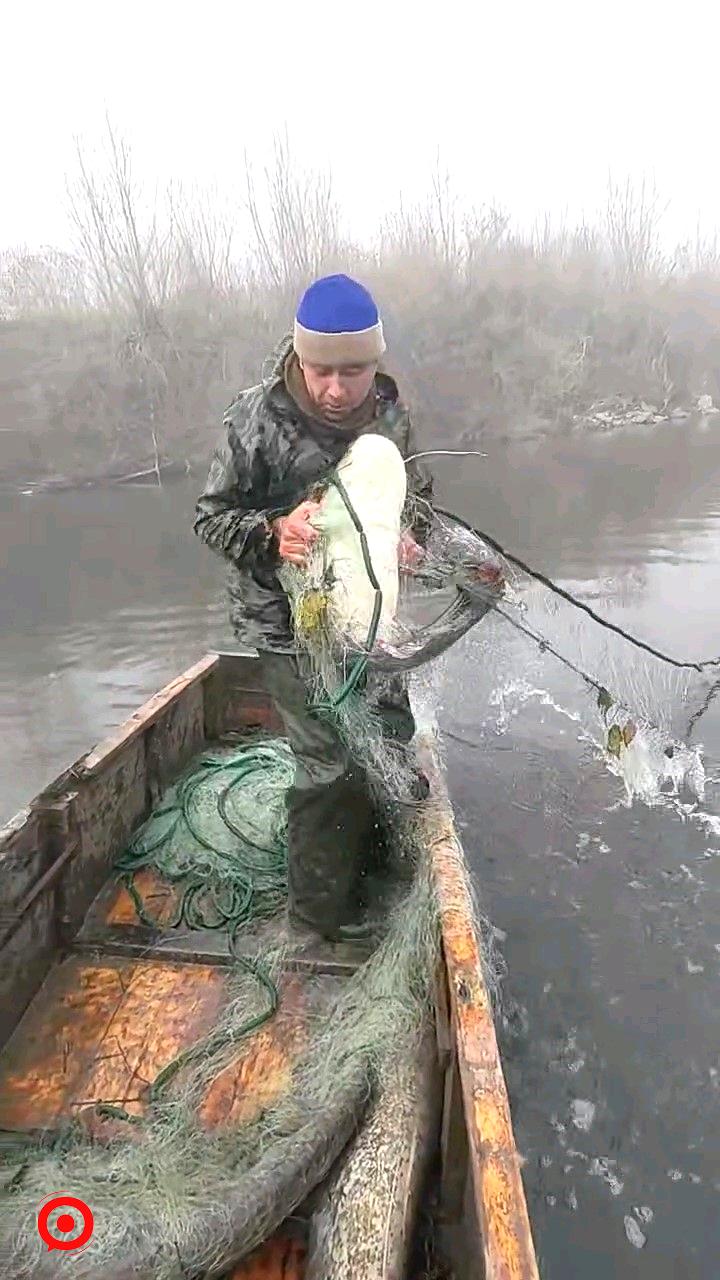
[300,360,376,424]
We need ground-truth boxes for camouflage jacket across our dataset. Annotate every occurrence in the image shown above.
[193,335,433,653]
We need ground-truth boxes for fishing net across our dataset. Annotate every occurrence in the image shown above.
[280,488,505,681]
[485,560,713,807]
[0,441,504,1278]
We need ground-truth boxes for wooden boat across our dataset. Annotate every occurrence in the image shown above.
[0,651,538,1279]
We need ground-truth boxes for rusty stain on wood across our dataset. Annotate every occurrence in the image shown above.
[226,1235,305,1279]
[200,976,307,1129]
[76,961,226,1116]
[0,959,135,1129]
[0,955,313,1138]
[210,692,282,738]
[419,737,540,1280]
[0,957,226,1129]
[107,869,178,926]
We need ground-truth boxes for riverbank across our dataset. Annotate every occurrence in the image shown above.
[4,228,720,489]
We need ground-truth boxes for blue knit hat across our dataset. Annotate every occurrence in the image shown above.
[294,274,386,365]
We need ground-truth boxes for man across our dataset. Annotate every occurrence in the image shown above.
[194,274,432,942]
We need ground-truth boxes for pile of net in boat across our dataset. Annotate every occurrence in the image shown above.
[0,436,502,1279]
[1,836,445,1280]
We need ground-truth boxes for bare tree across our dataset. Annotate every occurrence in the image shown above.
[67,117,175,326]
[381,162,508,279]
[245,132,341,290]
[170,189,238,299]
[605,177,668,288]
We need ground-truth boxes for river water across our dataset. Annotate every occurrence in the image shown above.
[1,417,719,1277]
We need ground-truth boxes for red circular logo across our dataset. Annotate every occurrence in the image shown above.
[36,1195,94,1252]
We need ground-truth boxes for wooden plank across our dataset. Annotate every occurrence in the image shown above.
[73,867,180,937]
[106,868,179,926]
[0,806,40,859]
[0,955,226,1130]
[76,872,366,976]
[143,678,206,801]
[72,930,366,978]
[418,736,539,1280]
[200,974,308,1129]
[0,956,134,1130]
[76,960,227,1116]
[0,807,57,1048]
[61,739,147,937]
[0,951,340,1138]
[204,651,283,739]
[80,653,219,775]
[0,808,48,910]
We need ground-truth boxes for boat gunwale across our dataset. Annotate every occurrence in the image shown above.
[419,739,539,1279]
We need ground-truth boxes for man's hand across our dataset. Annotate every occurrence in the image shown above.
[273,500,321,566]
[398,530,425,570]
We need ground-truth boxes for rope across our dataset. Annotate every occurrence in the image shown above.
[405,449,488,462]
[148,952,279,1102]
[686,674,720,741]
[428,507,719,746]
[432,505,720,674]
[110,740,293,1108]
[494,604,612,706]
[308,469,383,713]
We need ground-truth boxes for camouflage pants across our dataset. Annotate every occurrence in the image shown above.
[257,651,415,936]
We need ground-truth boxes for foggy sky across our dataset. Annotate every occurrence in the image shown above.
[3,0,719,252]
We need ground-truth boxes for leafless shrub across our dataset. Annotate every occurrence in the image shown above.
[671,222,720,279]
[381,164,508,279]
[67,117,178,325]
[0,246,89,315]
[169,187,241,300]
[605,177,669,288]
[6,150,720,483]
[245,131,342,291]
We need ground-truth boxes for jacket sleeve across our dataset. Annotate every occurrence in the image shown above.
[401,409,434,542]
[193,403,278,572]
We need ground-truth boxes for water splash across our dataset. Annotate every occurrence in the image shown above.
[601,714,706,806]
[486,673,717,828]
[489,677,582,735]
